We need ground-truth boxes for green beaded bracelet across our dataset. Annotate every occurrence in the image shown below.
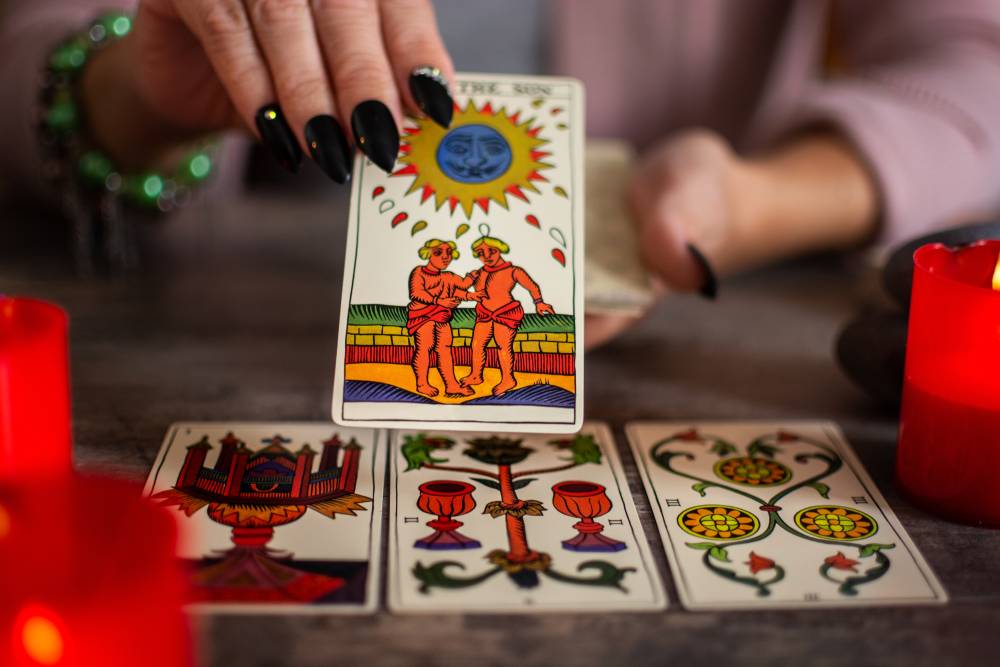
[39,11,216,211]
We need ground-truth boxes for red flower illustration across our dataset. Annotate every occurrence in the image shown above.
[746,551,775,574]
[675,429,701,442]
[824,552,860,572]
[776,430,799,442]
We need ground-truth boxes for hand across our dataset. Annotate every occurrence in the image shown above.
[535,302,555,316]
[584,130,751,349]
[588,127,876,350]
[466,291,485,302]
[437,296,461,308]
[82,0,454,172]
[627,129,754,293]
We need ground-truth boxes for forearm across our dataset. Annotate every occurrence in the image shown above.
[728,132,878,272]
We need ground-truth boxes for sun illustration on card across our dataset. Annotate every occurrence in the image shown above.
[392,101,552,218]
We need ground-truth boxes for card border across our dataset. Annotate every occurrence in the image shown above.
[331,72,586,433]
[625,420,948,611]
[145,422,385,616]
[387,421,667,614]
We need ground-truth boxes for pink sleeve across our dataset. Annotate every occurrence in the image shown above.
[770,0,1000,244]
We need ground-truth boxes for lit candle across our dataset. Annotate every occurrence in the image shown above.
[897,240,1000,527]
[0,475,191,666]
[0,297,72,480]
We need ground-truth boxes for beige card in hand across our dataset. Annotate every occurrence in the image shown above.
[626,421,946,610]
[584,140,655,316]
[143,423,385,614]
[388,422,666,613]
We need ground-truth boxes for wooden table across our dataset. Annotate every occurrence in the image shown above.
[3,181,996,666]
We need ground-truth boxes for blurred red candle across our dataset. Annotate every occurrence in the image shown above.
[0,475,191,666]
[0,297,72,481]
[897,241,1000,527]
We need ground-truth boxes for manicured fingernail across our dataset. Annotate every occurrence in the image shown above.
[409,66,453,128]
[255,103,302,173]
[350,100,399,174]
[305,114,352,184]
[687,243,718,300]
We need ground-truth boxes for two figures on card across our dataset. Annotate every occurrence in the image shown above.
[407,228,554,398]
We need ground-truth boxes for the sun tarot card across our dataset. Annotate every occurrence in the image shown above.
[332,73,585,433]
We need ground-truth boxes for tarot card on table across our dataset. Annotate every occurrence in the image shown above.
[626,421,946,610]
[388,422,666,613]
[332,73,585,432]
[143,423,384,613]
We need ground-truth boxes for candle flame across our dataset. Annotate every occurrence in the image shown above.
[993,252,1000,291]
[21,614,64,665]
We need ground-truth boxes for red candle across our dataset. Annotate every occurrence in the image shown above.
[0,297,72,481]
[0,475,191,666]
[897,240,1000,527]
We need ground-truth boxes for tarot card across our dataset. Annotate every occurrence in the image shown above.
[332,73,585,433]
[387,422,666,613]
[626,421,947,610]
[142,423,385,614]
[584,140,655,316]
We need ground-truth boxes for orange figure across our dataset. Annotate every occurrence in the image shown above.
[407,239,479,397]
[461,236,554,396]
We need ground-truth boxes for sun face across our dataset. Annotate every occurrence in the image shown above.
[393,101,552,218]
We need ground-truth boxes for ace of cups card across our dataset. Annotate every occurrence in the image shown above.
[332,73,585,433]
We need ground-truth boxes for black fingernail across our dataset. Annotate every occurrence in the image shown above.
[687,243,718,300]
[255,104,302,173]
[350,100,399,174]
[305,114,352,184]
[409,66,453,128]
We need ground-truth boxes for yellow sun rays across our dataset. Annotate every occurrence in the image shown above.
[393,101,552,218]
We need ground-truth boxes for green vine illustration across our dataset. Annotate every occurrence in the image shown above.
[652,430,896,599]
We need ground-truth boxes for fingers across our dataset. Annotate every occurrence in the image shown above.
[628,172,705,293]
[628,153,725,299]
[380,0,455,127]
[182,1,276,133]
[181,0,450,178]
[245,0,351,182]
[313,0,401,173]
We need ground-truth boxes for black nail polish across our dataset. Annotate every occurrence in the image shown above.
[305,114,352,184]
[255,104,302,173]
[350,100,399,174]
[687,243,718,300]
[409,66,453,128]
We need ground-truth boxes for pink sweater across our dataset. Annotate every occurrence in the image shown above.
[4,0,1000,244]
[552,0,1000,243]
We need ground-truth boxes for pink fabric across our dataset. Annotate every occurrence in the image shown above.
[551,0,1000,244]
